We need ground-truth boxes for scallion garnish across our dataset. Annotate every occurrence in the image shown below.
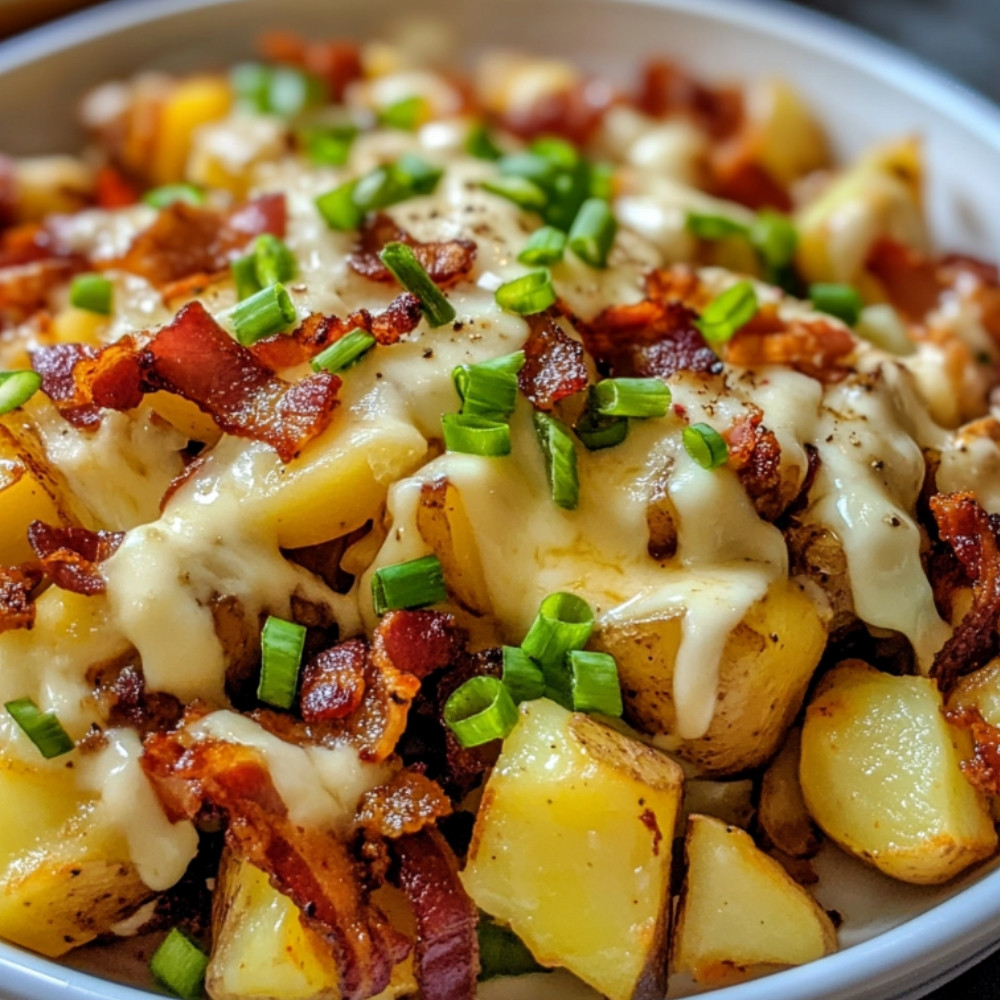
[477,915,545,980]
[441,413,512,456]
[686,211,749,241]
[567,197,617,269]
[499,152,560,190]
[696,281,758,344]
[501,646,545,704]
[252,233,297,288]
[395,153,444,195]
[592,377,671,419]
[588,162,615,201]
[750,210,798,276]
[315,179,363,231]
[530,137,581,170]
[466,121,503,161]
[521,591,594,671]
[495,270,556,316]
[310,328,376,374]
[353,165,409,213]
[257,616,307,710]
[231,283,297,345]
[379,242,456,327]
[268,66,326,117]
[231,253,261,301]
[810,282,863,326]
[372,555,448,615]
[566,649,623,716]
[231,62,273,113]
[299,122,359,166]
[379,95,426,131]
[0,371,42,416]
[574,401,629,451]
[5,698,74,759]
[143,183,204,209]
[69,273,113,315]
[444,676,519,748]
[149,927,210,1000]
[683,422,729,470]
[545,163,591,232]
[452,354,523,418]
[480,176,548,213]
[533,411,579,510]
[518,226,567,266]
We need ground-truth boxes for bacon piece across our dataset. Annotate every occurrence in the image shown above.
[356,770,452,839]
[95,166,139,209]
[392,829,479,1000]
[517,313,588,410]
[372,610,465,681]
[300,638,368,723]
[142,732,409,1000]
[26,521,124,596]
[499,78,618,146]
[929,492,1000,691]
[866,239,945,322]
[0,258,82,328]
[636,60,742,140]
[724,409,785,521]
[259,32,363,102]
[0,564,42,632]
[945,706,1000,797]
[89,659,183,736]
[349,213,477,289]
[31,342,103,427]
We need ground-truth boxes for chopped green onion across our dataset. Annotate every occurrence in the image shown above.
[810,282,863,326]
[379,95,426,131]
[452,359,521,419]
[480,176,548,212]
[574,401,628,451]
[394,153,444,195]
[149,927,210,1000]
[477,915,545,981]
[855,303,914,356]
[268,66,326,117]
[696,281,758,343]
[372,555,447,615]
[69,273,113,315]
[379,242,456,327]
[501,646,545,704]
[466,121,503,161]
[567,197,617,268]
[353,165,409,213]
[474,350,527,377]
[495,270,556,316]
[231,62,273,113]
[441,413,511,456]
[588,162,615,201]
[544,162,591,231]
[231,253,261,301]
[4,698,74,759]
[530,137,581,170]
[252,233,297,288]
[499,152,560,190]
[518,226,567,266]
[315,179,363,231]
[683,423,729,470]
[0,371,42,416]
[444,676,519,748]
[533,411,579,510]
[592,377,671,418]
[310,328,376,374]
[566,650,623,716]
[750,210,798,275]
[521,591,594,671]
[143,183,203,209]
[686,211,749,241]
[231,283,297,345]
[257,616,306,710]
[299,122,359,166]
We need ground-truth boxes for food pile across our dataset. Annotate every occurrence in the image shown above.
[1,23,1000,1000]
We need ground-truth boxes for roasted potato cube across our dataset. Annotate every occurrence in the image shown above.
[948,657,1000,725]
[758,729,819,858]
[152,76,233,185]
[800,660,997,884]
[462,698,683,1000]
[595,580,826,775]
[672,814,836,984]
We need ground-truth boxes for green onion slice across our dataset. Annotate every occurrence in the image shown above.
[379,242,456,327]
[394,153,444,195]
[379,95,426,131]
[480,176,548,213]
[149,927,210,1000]
[69,273,113,315]
[686,211,749,241]
[683,422,729,470]
[696,281,758,343]
[372,555,447,616]
[311,328,376,374]
[231,253,262,301]
[5,698,74,759]
[252,233,297,288]
[530,137,581,170]
[810,282,863,326]
[267,66,326,117]
[441,413,511,457]
[231,283,297,345]
[452,355,523,419]
[518,226,567,266]
[566,649,623,716]
[466,122,503,161]
[257,616,307,710]
[299,122,359,166]
[534,411,579,510]
[588,162,615,202]
[0,371,42,416]
[495,270,556,316]
[750,210,798,275]
[315,179,363,231]
[521,591,594,671]
[231,62,272,113]
[443,676,519,748]
[501,646,545,704]
[567,197,617,269]
[592,377,671,418]
[499,152,560,190]
[477,915,545,981]
[574,400,628,451]
[352,165,409,213]
[143,183,204,209]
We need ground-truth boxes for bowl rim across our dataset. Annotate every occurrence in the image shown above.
[2,1,1000,999]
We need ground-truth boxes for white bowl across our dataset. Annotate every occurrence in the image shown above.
[2,1,1000,998]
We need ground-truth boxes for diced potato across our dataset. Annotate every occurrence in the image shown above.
[12,156,94,221]
[800,660,997,884]
[758,729,819,858]
[208,851,415,1000]
[679,778,755,834]
[151,76,233,185]
[50,307,108,348]
[146,391,223,446]
[595,580,827,775]
[672,814,836,984]
[462,699,683,1000]
[948,657,1000,726]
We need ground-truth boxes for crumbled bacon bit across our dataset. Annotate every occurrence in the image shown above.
[349,213,477,289]
[26,521,124,596]
[636,60,742,141]
[372,610,466,681]
[517,312,589,410]
[95,165,139,209]
[0,258,83,329]
[300,638,368,723]
[31,343,101,426]
[724,409,785,521]
[258,32,363,102]
[499,78,619,146]
[356,770,452,840]
[945,705,1000,797]
[0,564,42,633]
[866,239,944,322]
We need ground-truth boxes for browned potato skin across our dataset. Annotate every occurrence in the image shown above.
[758,729,820,858]
[595,580,827,775]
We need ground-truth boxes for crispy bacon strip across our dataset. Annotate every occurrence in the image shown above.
[356,770,452,840]
[517,313,588,410]
[865,239,944,322]
[945,706,1000,797]
[259,32,363,102]
[724,409,785,521]
[393,829,479,1000]
[636,60,742,140]
[349,213,477,289]
[26,521,124,596]
[142,733,408,1000]
[0,564,42,633]
[929,492,1000,691]
[300,638,368,723]
[95,165,139,209]
[372,610,466,681]
[499,78,618,145]
[31,342,104,428]
[0,258,83,328]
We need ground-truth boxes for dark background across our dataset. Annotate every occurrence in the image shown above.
[2,0,1000,997]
